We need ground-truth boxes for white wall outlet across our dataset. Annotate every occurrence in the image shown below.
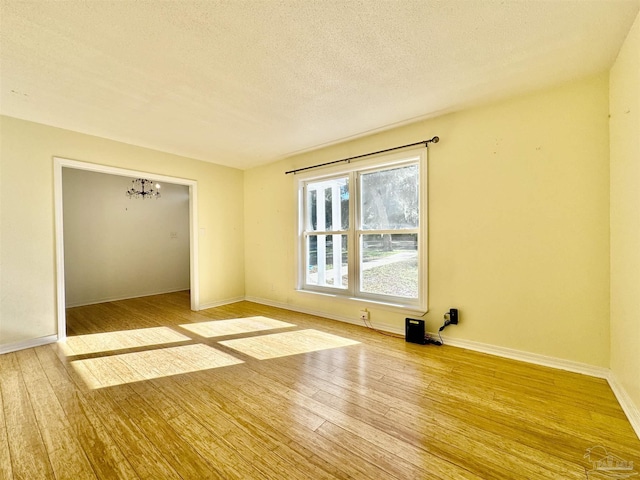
[359,309,369,321]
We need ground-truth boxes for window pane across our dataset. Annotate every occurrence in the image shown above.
[360,165,418,230]
[306,177,349,231]
[306,234,348,289]
[360,233,418,298]
[308,189,317,230]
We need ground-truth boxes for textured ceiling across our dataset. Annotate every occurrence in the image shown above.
[1,0,639,169]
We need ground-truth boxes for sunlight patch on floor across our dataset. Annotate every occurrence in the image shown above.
[60,326,191,356]
[219,329,359,360]
[179,316,296,338]
[71,344,243,389]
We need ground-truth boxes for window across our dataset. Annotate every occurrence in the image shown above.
[297,149,426,311]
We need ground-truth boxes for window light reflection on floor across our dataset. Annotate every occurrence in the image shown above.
[71,344,244,389]
[219,329,360,360]
[66,320,358,390]
[179,316,296,338]
[60,326,192,356]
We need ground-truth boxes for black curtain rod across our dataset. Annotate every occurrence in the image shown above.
[285,136,439,175]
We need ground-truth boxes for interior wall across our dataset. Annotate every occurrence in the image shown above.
[62,168,190,307]
[245,73,611,368]
[610,11,640,420]
[0,115,245,347]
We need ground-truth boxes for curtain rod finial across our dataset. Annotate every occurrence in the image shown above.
[430,136,439,144]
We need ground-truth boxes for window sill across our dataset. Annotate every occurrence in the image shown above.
[295,288,428,316]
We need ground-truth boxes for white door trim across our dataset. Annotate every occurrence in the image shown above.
[53,157,199,341]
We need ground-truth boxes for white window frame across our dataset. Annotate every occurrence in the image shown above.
[295,147,428,313]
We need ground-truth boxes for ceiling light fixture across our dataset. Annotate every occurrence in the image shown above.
[126,178,161,199]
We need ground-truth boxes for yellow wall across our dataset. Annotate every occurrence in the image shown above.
[0,116,245,347]
[245,73,611,367]
[610,12,640,415]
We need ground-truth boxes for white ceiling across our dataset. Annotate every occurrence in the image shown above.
[1,1,638,170]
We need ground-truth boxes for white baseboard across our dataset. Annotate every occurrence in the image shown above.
[245,295,639,439]
[244,296,406,334]
[0,334,58,355]
[607,372,640,440]
[435,335,610,379]
[197,296,246,311]
[66,288,190,308]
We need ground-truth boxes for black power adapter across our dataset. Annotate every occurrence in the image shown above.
[440,308,459,331]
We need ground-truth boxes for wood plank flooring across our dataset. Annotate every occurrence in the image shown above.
[1,291,638,479]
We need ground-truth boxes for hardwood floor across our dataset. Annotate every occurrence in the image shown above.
[1,291,638,479]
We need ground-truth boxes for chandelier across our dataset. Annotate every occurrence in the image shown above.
[126,178,161,199]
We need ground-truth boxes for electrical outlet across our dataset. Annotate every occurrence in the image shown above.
[449,308,458,325]
[359,310,369,321]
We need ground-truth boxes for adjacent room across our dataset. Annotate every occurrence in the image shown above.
[1,1,639,479]
[62,168,191,317]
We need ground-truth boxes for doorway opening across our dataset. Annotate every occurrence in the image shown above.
[53,157,199,340]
